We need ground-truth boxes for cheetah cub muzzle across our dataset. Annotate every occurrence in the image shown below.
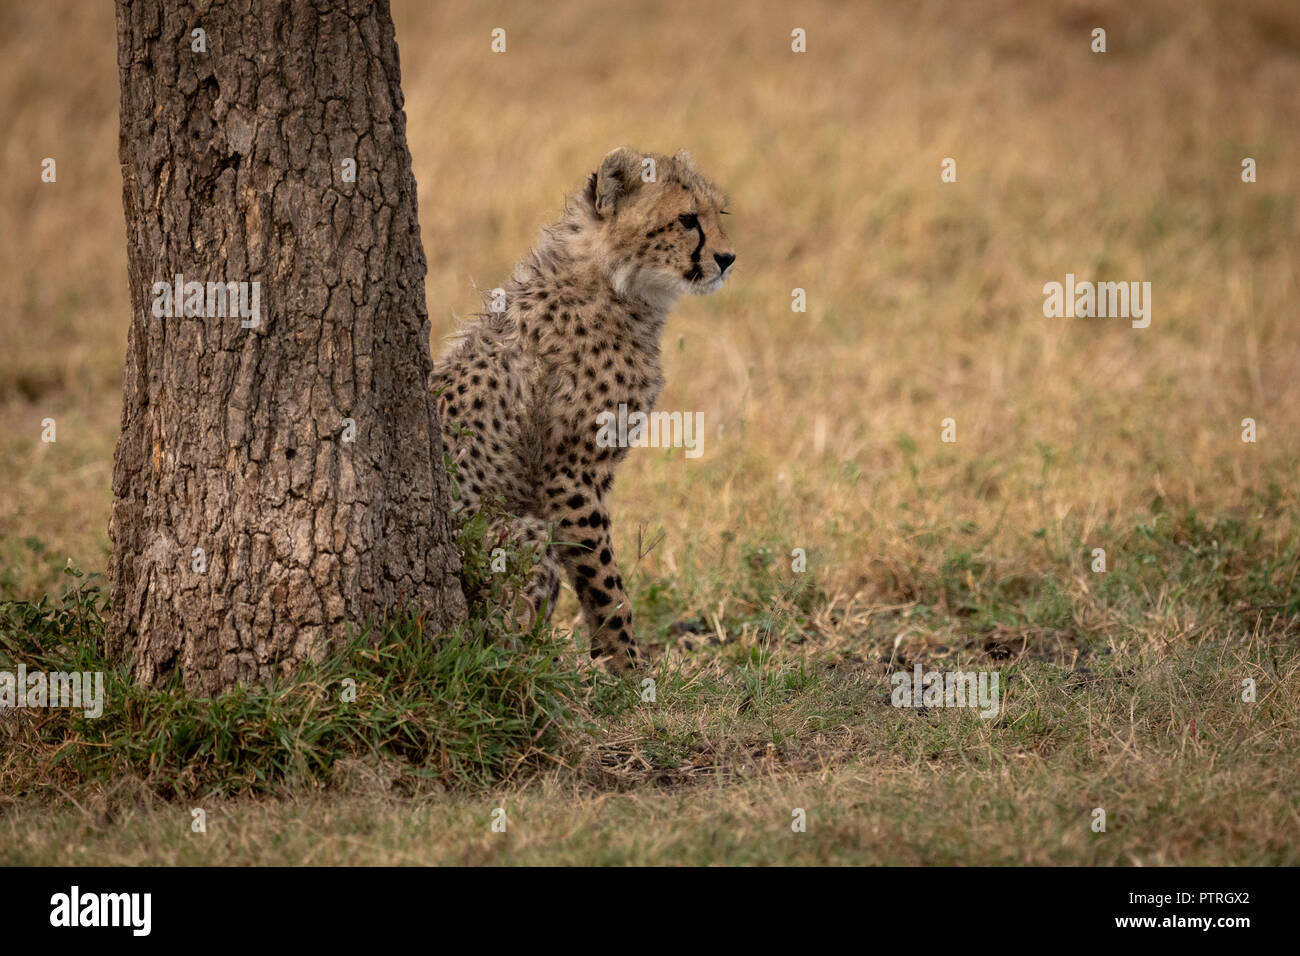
[433,147,735,672]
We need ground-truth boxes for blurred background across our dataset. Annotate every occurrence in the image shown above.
[1,0,1297,650]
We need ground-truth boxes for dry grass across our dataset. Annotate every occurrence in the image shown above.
[3,629,1295,865]
[1,0,1298,863]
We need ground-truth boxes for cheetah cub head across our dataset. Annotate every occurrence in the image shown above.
[586,147,735,307]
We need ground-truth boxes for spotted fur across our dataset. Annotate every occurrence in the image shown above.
[433,148,735,671]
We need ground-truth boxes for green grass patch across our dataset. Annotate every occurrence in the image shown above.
[0,565,630,800]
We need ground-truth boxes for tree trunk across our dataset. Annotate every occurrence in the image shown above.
[107,0,465,695]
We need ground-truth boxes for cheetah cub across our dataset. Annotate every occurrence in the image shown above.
[433,147,735,672]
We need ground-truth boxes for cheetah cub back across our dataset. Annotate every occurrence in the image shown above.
[433,147,735,672]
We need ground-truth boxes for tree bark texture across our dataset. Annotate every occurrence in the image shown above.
[108,0,465,695]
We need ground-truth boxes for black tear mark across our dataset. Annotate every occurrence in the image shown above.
[683,219,706,281]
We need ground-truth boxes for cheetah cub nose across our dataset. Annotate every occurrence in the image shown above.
[714,252,736,273]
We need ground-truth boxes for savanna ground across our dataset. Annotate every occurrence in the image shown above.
[1,0,1298,864]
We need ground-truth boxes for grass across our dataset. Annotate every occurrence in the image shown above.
[1,0,1299,862]
[0,565,629,801]
[2,512,1298,864]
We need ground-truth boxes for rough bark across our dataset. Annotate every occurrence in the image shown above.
[108,0,465,695]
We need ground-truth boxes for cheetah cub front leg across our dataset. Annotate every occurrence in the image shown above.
[546,478,639,671]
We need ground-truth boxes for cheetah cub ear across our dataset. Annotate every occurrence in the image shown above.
[594,146,645,217]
